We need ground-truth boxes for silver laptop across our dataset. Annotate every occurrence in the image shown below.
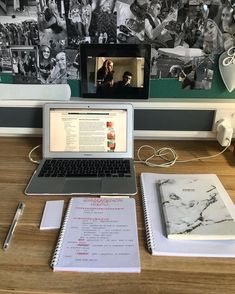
[25,102,137,196]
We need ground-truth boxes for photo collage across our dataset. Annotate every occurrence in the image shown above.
[0,0,234,89]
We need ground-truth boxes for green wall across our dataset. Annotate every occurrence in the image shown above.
[68,65,235,99]
[1,64,235,99]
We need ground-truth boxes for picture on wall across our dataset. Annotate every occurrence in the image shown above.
[0,0,234,90]
[11,45,38,84]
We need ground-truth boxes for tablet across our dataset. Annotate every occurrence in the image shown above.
[79,43,151,100]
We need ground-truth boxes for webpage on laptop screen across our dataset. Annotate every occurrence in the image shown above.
[50,109,127,153]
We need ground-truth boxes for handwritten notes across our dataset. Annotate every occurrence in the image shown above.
[51,198,140,272]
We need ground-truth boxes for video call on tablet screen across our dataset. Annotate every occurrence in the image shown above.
[80,44,151,99]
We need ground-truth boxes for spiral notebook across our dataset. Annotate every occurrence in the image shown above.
[51,197,140,272]
[158,176,235,240]
[140,173,235,257]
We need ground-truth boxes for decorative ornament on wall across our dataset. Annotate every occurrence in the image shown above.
[219,47,235,93]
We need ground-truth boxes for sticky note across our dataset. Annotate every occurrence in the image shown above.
[40,200,64,230]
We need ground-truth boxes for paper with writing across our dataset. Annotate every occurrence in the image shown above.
[51,197,140,272]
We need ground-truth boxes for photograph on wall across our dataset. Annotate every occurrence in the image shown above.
[0,0,38,16]
[0,0,235,90]
[65,0,92,47]
[36,0,67,51]
[38,44,68,84]
[36,0,69,86]
[11,45,39,83]
[88,0,117,44]
[151,45,215,90]
[0,47,12,73]
[148,0,235,90]
[0,1,69,85]
[116,0,145,44]
[65,0,116,48]
[0,16,39,46]
[65,47,79,79]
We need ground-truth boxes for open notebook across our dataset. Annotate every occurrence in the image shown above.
[25,102,136,196]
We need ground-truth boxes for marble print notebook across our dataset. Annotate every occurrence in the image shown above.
[141,173,235,257]
[157,175,235,240]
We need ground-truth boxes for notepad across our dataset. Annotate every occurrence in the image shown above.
[50,197,140,272]
[140,173,235,257]
[40,200,64,230]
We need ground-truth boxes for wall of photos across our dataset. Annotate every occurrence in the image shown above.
[0,0,235,99]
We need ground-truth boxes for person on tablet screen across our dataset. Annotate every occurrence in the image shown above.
[115,71,133,88]
[97,59,114,87]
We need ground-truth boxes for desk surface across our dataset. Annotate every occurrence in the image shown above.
[0,137,235,294]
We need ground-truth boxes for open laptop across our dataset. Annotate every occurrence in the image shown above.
[25,102,137,196]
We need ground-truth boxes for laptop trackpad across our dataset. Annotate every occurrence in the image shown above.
[63,179,102,193]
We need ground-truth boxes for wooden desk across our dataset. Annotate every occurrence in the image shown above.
[0,137,235,294]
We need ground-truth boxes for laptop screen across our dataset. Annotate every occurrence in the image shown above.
[49,108,127,153]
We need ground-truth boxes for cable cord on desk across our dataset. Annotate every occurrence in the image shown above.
[28,140,230,167]
[135,139,231,168]
[28,145,41,164]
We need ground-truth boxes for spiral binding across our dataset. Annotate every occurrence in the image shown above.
[50,198,74,268]
[140,174,156,254]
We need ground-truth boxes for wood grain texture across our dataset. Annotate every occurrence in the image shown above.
[0,137,235,294]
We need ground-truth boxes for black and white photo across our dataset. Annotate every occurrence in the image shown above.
[0,0,234,90]
[11,46,39,83]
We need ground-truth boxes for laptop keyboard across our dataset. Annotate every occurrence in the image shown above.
[38,159,131,178]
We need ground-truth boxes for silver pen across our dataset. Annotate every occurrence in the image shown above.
[3,202,25,251]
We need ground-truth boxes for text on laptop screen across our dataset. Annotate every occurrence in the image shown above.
[50,109,127,152]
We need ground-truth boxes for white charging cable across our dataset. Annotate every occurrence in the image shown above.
[135,140,231,167]
[28,145,41,164]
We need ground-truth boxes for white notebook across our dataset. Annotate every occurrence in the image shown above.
[51,197,140,272]
[140,173,235,257]
[158,176,235,240]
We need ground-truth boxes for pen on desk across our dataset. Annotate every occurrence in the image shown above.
[3,202,25,251]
